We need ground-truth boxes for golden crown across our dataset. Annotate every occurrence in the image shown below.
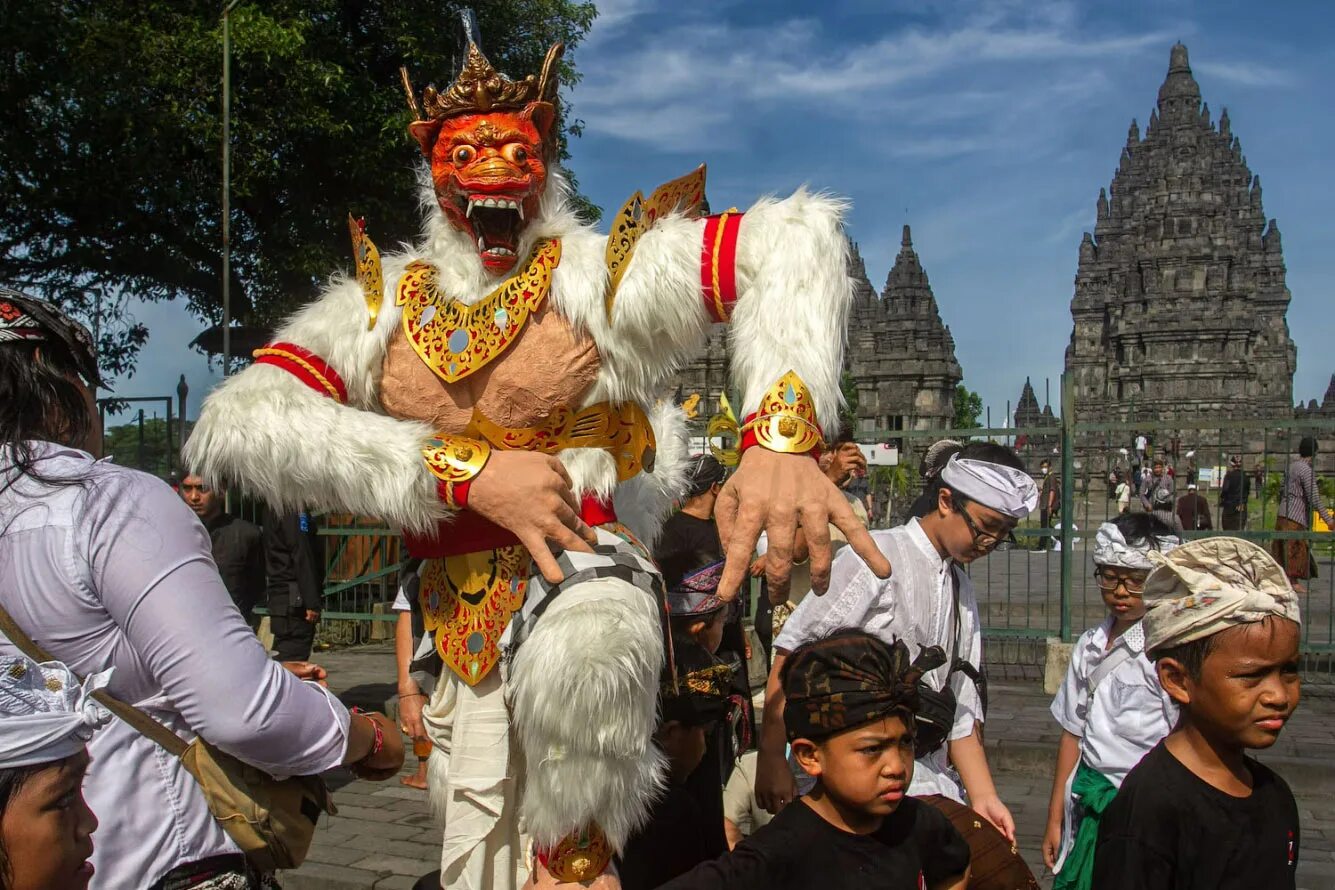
[401,41,563,122]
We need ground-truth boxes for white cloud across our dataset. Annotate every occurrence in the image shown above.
[1195,60,1295,88]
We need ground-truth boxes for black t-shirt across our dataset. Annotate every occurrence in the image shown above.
[618,782,726,890]
[657,796,970,890]
[1092,741,1300,890]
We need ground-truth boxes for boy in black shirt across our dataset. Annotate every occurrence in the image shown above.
[1092,537,1303,890]
[658,629,970,890]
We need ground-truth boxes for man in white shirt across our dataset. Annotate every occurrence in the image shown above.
[755,442,1038,849]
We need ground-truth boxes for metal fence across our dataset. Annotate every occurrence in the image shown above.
[859,378,1335,665]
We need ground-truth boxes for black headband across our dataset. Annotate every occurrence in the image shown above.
[783,632,943,742]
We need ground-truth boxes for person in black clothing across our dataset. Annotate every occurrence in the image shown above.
[262,507,325,660]
[659,629,970,890]
[1219,455,1250,531]
[655,455,752,736]
[1092,537,1303,890]
[180,473,265,627]
[617,635,734,890]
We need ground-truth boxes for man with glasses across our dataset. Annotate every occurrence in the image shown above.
[1043,515,1181,888]
[757,442,1039,886]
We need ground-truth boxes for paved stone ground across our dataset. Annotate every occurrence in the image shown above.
[284,643,1335,890]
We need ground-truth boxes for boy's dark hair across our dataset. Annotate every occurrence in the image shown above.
[831,423,856,448]
[1299,436,1318,458]
[1109,512,1177,550]
[921,441,1025,514]
[1150,615,1294,680]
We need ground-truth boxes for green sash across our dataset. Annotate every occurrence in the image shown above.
[1053,761,1118,890]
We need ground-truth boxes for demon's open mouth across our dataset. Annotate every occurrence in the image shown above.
[461,194,525,263]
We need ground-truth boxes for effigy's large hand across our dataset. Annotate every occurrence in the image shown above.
[467,451,598,584]
[715,448,891,602]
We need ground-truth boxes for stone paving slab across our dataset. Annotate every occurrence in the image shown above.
[282,643,1335,889]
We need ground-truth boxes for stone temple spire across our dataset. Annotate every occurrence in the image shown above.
[845,225,962,451]
[1157,42,1202,124]
[1065,43,1296,429]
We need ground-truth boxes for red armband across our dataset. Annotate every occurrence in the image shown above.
[700,210,744,323]
[252,341,349,404]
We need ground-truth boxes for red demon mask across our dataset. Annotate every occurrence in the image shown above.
[405,43,562,277]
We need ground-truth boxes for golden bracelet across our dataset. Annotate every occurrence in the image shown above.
[747,371,824,455]
[422,436,492,507]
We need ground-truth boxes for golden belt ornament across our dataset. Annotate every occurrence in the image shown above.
[419,546,529,685]
[468,401,656,482]
[397,238,561,383]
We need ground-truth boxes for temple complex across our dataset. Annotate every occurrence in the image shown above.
[1065,42,1297,427]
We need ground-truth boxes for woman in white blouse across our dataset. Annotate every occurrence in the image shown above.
[0,291,404,889]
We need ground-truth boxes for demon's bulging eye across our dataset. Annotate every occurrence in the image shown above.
[502,144,529,164]
[452,145,476,165]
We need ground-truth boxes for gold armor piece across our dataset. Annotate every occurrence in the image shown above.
[544,823,613,883]
[396,238,561,384]
[468,400,656,482]
[422,436,492,485]
[419,548,529,686]
[348,215,384,331]
[746,371,824,455]
[605,166,707,314]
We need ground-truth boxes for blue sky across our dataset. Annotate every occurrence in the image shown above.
[111,0,1334,426]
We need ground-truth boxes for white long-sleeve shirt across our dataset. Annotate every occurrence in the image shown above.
[773,518,983,802]
[0,443,351,888]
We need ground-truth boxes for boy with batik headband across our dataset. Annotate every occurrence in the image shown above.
[660,629,971,890]
[1092,538,1303,890]
[1044,515,1181,888]
[763,444,1035,845]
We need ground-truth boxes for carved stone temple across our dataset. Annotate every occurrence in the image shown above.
[845,226,962,458]
[1064,42,1297,429]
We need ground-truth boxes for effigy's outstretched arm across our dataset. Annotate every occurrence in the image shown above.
[595,187,851,433]
[186,278,451,534]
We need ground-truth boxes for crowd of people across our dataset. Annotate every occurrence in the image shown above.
[1,292,1328,890]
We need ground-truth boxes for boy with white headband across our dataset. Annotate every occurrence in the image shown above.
[1043,514,1181,888]
[758,442,1039,887]
[0,655,113,890]
[1092,537,1303,889]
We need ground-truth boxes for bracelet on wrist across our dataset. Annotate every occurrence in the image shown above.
[351,707,385,758]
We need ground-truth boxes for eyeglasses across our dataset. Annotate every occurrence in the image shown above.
[958,507,1008,551]
[1094,570,1146,594]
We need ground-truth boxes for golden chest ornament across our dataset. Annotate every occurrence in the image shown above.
[396,238,562,383]
[418,547,530,685]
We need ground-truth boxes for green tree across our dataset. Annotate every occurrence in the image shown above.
[840,369,859,432]
[103,415,194,477]
[952,384,983,430]
[0,1,596,375]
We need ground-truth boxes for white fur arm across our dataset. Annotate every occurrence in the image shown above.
[185,278,449,534]
[590,189,851,433]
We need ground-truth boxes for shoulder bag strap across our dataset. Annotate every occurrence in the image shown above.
[0,599,189,757]
[947,565,989,717]
[1088,642,1136,692]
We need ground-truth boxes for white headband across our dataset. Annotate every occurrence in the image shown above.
[1093,522,1181,571]
[0,656,113,768]
[939,455,1038,519]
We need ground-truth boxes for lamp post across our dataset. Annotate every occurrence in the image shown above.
[221,0,241,378]
[176,374,189,455]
